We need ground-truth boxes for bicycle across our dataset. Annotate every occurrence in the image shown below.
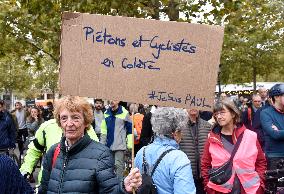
[265,160,284,194]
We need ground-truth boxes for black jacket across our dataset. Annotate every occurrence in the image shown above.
[0,111,16,149]
[39,133,127,194]
[139,112,153,147]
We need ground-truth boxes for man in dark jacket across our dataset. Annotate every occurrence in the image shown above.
[180,108,212,194]
[0,100,16,152]
[242,94,265,147]
[260,84,284,170]
[242,94,262,131]
[251,100,271,149]
[258,87,269,106]
[39,96,141,193]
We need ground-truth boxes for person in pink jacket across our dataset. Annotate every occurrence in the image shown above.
[201,99,266,194]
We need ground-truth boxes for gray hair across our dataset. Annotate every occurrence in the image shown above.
[129,103,138,114]
[252,94,261,100]
[151,107,188,137]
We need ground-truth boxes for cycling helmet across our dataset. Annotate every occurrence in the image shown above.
[269,83,284,97]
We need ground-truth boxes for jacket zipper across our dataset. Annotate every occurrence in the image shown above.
[58,154,68,194]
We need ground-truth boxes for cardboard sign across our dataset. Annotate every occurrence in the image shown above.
[60,12,224,110]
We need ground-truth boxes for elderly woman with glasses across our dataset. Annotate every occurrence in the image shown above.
[134,107,196,194]
[201,99,266,194]
[38,96,141,194]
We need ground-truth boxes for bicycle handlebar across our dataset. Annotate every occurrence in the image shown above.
[265,168,284,176]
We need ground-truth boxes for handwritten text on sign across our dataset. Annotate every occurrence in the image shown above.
[148,90,211,108]
[83,26,197,71]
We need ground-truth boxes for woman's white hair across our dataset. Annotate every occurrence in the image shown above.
[151,107,188,137]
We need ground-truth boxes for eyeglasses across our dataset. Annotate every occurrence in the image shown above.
[60,115,83,123]
[213,110,229,117]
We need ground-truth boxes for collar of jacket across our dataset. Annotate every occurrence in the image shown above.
[60,132,92,156]
[272,105,284,114]
[105,105,123,116]
[208,123,246,146]
[153,136,179,149]
[188,116,199,126]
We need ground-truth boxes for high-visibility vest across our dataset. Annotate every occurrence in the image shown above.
[131,113,144,144]
[207,129,260,193]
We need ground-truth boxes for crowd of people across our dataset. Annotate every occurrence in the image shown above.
[0,83,283,193]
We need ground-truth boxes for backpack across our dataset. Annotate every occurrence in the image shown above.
[137,147,174,194]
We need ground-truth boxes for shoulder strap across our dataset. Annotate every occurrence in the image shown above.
[42,130,47,153]
[142,147,148,173]
[52,144,60,168]
[151,148,175,176]
[229,132,244,160]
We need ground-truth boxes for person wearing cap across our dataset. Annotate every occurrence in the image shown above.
[260,83,284,170]
[135,107,196,194]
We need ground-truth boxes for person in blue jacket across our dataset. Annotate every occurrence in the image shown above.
[260,83,284,170]
[0,154,33,194]
[0,100,16,151]
[135,107,196,194]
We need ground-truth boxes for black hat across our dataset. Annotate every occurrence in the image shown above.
[269,84,284,97]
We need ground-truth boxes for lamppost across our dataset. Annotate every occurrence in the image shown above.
[217,64,222,97]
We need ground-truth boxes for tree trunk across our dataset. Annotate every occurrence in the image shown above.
[168,0,179,21]
[253,64,257,93]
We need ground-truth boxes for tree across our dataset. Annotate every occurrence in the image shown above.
[217,0,284,87]
[0,0,151,98]
[0,0,283,98]
[0,55,32,101]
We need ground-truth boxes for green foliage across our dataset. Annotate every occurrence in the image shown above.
[0,0,283,99]
[219,0,284,84]
[0,55,32,94]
